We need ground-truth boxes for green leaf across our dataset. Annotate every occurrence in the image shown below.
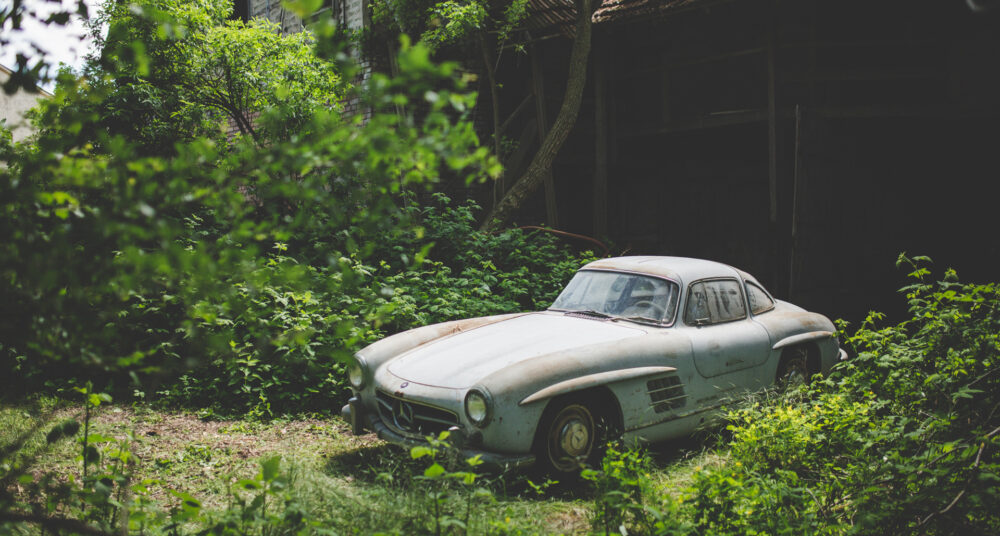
[83,445,101,464]
[237,479,262,490]
[410,446,435,459]
[423,462,446,478]
[260,455,281,482]
[169,490,202,510]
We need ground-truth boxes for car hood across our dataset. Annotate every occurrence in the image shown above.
[385,312,647,389]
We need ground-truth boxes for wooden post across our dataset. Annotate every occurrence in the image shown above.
[531,43,559,228]
[789,104,804,300]
[660,69,671,125]
[767,23,778,224]
[594,44,609,238]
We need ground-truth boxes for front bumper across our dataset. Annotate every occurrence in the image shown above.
[342,397,536,470]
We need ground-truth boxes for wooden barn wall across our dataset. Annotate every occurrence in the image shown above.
[568,0,1000,323]
[486,36,599,233]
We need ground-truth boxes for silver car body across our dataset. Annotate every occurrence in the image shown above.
[343,256,845,468]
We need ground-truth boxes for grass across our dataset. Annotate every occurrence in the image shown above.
[1,399,723,534]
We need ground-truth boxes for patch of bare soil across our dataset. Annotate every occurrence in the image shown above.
[27,406,372,510]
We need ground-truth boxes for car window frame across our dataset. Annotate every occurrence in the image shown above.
[683,277,749,326]
[549,269,682,327]
[744,280,776,316]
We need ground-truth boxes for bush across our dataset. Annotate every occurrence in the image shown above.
[700,255,1000,535]
[592,255,1000,536]
[155,194,597,416]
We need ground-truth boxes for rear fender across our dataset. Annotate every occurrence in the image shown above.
[772,331,834,351]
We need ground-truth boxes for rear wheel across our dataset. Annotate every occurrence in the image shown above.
[777,346,811,387]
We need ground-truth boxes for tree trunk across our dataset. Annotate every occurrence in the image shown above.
[479,0,594,231]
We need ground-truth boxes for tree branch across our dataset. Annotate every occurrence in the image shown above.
[480,0,594,231]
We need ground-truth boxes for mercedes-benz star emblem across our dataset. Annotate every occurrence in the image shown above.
[397,402,415,430]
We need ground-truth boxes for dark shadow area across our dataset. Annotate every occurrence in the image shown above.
[645,430,724,467]
[322,440,416,485]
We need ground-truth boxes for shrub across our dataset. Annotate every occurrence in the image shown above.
[153,195,597,416]
[595,255,1000,536]
[705,255,1000,535]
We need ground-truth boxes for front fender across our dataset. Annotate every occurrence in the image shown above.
[482,331,692,412]
[475,331,692,452]
[519,366,677,406]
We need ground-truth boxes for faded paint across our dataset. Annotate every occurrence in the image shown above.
[346,256,843,467]
[387,313,645,389]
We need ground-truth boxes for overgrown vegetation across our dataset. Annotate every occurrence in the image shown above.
[1,0,597,532]
[584,255,1000,536]
[2,399,598,534]
[4,0,1000,534]
[155,194,595,417]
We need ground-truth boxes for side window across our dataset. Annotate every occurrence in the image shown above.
[745,281,775,315]
[685,280,747,325]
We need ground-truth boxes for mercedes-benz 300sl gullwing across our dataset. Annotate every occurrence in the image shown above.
[342,256,846,474]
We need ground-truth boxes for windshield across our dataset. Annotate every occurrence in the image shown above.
[549,270,679,324]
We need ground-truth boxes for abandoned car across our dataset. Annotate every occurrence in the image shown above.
[342,256,846,474]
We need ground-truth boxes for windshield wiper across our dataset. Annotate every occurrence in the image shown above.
[565,309,613,319]
[616,315,662,326]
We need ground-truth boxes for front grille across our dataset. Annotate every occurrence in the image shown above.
[375,390,459,437]
[647,375,687,413]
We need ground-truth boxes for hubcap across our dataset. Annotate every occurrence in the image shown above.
[547,404,595,472]
[560,419,590,455]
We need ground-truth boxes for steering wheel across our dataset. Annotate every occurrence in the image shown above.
[622,300,665,320]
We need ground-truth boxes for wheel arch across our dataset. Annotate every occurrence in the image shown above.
[776,342,821,380]
[531,385,624,456]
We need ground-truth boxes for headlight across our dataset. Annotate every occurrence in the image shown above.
[464,388,492,427]
[348,355,368,390]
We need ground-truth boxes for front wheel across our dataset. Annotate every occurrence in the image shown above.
[539,402,596,475]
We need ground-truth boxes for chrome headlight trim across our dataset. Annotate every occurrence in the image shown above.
[348,355,369,390]
[464,388,493,428]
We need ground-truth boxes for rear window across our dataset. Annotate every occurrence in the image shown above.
[745,281,775,315]
[685,279,746,325]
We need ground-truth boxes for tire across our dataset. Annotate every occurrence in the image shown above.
[535,392,623,477]
[777,346,811,387]
[535,400,599,475]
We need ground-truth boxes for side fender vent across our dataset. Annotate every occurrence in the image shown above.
[647,375,686,413]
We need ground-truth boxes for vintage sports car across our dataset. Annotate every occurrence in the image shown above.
[342,256,846,474]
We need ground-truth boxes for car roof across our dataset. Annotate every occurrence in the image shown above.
[580,256,752,286]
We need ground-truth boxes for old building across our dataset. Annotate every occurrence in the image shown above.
[493,0,1000,321]
[0,64,51,142]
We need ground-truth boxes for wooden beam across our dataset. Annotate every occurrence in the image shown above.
[594,45,609,238]
[789,104,804,300]
[767,23,778,224]
[503,119,539,180]
[498,93,534,138]
[660,69,671,125]
[531,43,559,228]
